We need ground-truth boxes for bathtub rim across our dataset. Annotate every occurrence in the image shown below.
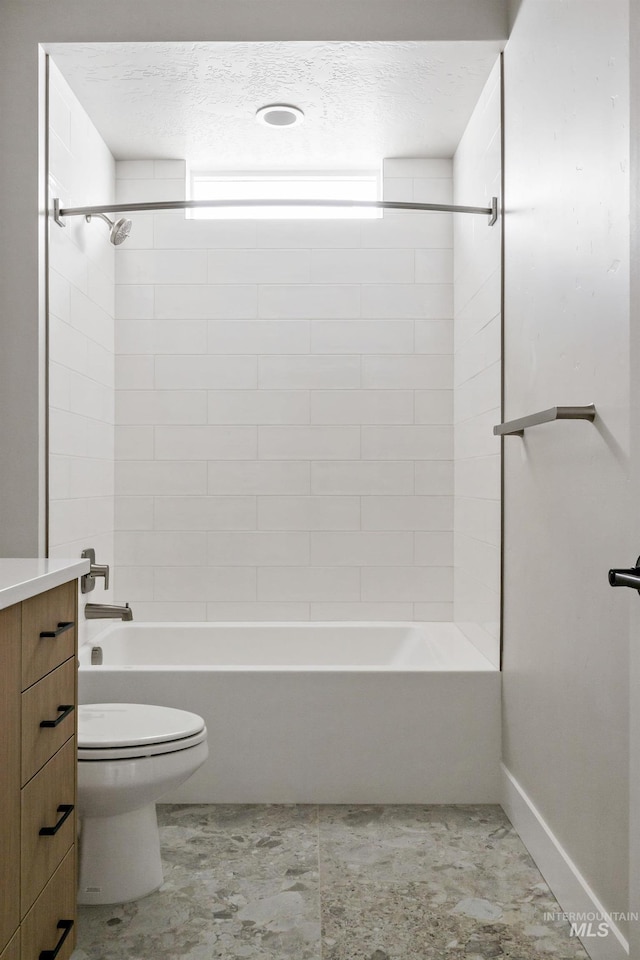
[77,620,499,673]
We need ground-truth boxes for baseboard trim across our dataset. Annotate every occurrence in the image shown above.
[501,764,628,960]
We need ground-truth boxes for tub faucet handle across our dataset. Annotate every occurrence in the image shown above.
[81,547,110,593]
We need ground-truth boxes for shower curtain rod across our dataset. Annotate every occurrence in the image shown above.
[53,196,499,226]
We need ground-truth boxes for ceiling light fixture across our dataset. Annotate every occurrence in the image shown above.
[256,104,305,127]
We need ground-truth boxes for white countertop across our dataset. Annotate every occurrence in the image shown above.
[0,558,90,610]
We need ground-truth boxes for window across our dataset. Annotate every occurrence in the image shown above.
[189,172,381,219]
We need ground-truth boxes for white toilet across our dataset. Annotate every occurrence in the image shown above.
[77,702,208,905]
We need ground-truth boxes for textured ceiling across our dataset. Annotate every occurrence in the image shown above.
[48,41,501,168]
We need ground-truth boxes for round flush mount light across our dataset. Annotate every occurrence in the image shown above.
[256,104,305,127]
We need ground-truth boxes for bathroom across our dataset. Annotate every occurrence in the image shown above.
[0,0,635,958]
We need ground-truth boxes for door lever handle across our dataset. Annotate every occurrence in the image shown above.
[608,556,640,593]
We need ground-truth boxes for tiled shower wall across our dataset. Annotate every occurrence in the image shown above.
[453,61,502,665]
[47,62,116,643]
[113,159,455,621]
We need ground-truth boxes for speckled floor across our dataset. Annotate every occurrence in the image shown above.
[71,805,591,960]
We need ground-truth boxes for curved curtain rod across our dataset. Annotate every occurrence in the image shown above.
[53,196,499,226]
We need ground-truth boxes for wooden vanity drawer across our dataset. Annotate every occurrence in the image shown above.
[21,657,75,786]
[21,738,76,916]
[21,848,76,960]
[0,931,20,960]
[22,581,76,691]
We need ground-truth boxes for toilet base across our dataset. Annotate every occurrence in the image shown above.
[78,803,164,905]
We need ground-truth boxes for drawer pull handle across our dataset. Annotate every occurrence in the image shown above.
[40,704,75,728]
[39,919,74,960]
[39,804,74,836]
[40,621,74,639]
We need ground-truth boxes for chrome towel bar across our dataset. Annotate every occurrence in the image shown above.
[493,404,596,437]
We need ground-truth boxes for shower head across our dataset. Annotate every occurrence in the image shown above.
[85,212,132,245]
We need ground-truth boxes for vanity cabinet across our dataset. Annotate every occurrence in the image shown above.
[0,578,79,960]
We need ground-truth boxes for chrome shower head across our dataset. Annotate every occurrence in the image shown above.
[85,212,132,245]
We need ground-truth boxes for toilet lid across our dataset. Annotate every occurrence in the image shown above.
[78,703,205,750]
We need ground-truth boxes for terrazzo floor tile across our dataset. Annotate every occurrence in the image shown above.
[71,804,591,960]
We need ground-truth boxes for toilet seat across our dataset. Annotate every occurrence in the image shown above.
[78,703,207,760]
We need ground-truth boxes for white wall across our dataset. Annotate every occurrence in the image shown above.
[502,0,629,940]
[47,62,116,642]
[453,60,502,667]
[113,159,455,621]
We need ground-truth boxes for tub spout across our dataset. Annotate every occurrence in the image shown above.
[85,603,133,621]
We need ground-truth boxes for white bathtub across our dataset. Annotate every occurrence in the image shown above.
[78,622,500,804]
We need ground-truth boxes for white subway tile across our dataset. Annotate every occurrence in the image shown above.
[361,566,452,602]
[205,602,310,621]
[258,285,360,319]
[310,532,413,566]
[256,220,362,249]
[85,421,115,461]
[414,249,453,284]
[415,532,454,565]
[115,285,154,320]
[310,320,413,355]
[383,159,452,179]
[454,362,501,422]
[113,566,155,601]
[49,232,88,294]
[414,461,454,495]
[116,461,207,496]
[361,496,453,531]
[49,408,87,457]
[257,567,360,602]
[361,284,452,319]
[116,160,155,180]
[155,355,257,390]
[129,602,208,621]
[207,320,310,354]
[154,160,186,179]
[257,496,360,531]
[115,356,154,390]
[155,285,257,320]
[258,426,360,460]
[154,426,257,460]
[310,602,414,621]
[208,532,309,565]
[153,214,257,249]
[414,390,453,424]
[117,530,207,566]
[208,390,309,424]
[455,498,501,548]
[49,271,70,323]
[116,390,207,425]
[258,356,360,390]
[49,315,87,373]
[362,355,452,389]
[115,425,154,460]
[208,461,310,495]
[455,408,501,460]
[361,426,452,460]
[66,457,114,499]
[154,496,257,530]
[311,461,414,495]
[117,249,208,285]
[115,497,155,531]
[310,249,414,283]
[382,179,413,202]
[310,390,413,425]
[208,249,310,284]
[116,319,208,356]
[413,602,454,621]
[49,498,88,548]
[85,340,114,388]
[413,178,453,204]
[414,320,453,354]
[154,566,256,601]
[116,179,185,203]
[361,215,452,249]
[455,456,500,501]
